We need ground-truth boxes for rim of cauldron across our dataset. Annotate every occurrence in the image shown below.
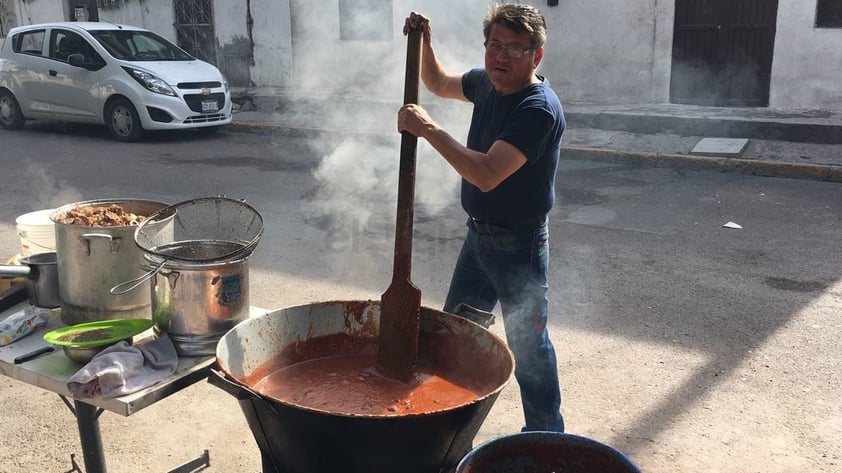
[215,300,515,419]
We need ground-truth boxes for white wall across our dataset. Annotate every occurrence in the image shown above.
[6,0,841,111]
[12,0,66,24]
[96,0,175,39]
[282,0,668,104]
[769,0,842,110]
[250,0,292,87]
[281,0,408,95]
[213,0,246,46]
[540,0,669,104]
[7,0,177,41]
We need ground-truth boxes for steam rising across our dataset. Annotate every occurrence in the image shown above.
[20,161,84,211]
[298,1,488,282]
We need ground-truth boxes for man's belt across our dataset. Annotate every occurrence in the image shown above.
[468,215,546,234]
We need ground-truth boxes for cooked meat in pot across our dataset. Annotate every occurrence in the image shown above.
[56,204,145,226]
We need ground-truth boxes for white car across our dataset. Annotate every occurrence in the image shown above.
[0,22,231,141]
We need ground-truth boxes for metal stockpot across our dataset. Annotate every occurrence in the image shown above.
[51,199,170,325]
[148,253,250,356]
[211,300,514,473]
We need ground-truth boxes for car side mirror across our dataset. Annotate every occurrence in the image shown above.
[68,53,103,71]
[67,53,87,67]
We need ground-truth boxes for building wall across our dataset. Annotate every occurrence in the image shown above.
[541,0,673,104]
[281,0,671,105]
[11,0,67,24]
[97,0,175,40]
[769,0,842,110]
[0,0,19,37]
[249,0,292,87]
[3,0,840,112]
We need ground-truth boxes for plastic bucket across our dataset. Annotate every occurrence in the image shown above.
[16,209,57,256]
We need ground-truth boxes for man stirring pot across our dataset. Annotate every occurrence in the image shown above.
[398,3,565,432]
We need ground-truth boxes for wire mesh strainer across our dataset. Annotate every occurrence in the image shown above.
[133,196,263,262]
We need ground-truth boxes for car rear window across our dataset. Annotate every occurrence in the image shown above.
[13,29,46,56]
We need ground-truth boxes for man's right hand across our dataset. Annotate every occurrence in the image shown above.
[397,103,438,139]
[404,11,431,42]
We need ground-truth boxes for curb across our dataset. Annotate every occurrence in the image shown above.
[565,112,842,145]
[230,122,842,183]
[562,147,842,183]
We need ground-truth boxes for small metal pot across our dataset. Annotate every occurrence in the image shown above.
[0,252,60,308]
[148,253,250,357]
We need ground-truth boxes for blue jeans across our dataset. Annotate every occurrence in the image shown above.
[443,218,564,432]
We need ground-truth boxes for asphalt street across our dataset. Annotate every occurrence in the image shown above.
[0,122,839,473]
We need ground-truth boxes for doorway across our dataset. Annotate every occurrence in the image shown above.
[670,0,779,107]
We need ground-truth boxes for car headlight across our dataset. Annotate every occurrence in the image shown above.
[222,76,229,93]
[122,67,177,97]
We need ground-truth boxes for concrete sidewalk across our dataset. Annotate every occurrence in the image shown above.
[229,91,842,183]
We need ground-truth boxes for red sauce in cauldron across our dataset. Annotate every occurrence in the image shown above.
[252,354,480,416]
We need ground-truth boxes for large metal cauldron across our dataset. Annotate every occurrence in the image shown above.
[211,300,514,473]
[51,199,171,325]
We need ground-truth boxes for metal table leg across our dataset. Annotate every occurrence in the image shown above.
[60,395,108,473]
[58,396,209,473]
[75,400,107,473]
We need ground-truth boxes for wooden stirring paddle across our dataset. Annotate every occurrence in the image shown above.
[377,27,423,382]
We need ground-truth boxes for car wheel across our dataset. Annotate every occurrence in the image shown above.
[0,89,26,130]
[106,98,144,142]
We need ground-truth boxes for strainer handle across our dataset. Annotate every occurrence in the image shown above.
[109,259,167,295]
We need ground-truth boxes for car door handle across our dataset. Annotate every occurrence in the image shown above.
[49,69,57,76]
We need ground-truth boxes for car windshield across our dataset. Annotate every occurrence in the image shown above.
[91,29,193,61]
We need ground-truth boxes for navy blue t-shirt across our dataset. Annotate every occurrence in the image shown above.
[461,68,565,226]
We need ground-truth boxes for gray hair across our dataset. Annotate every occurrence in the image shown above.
[482,3,548,50]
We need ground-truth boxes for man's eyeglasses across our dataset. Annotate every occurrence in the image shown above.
[483,40,533,59]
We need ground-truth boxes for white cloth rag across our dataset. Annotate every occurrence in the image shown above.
[67,334,178,399]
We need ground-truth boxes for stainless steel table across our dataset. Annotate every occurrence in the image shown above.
[0,302,264,473]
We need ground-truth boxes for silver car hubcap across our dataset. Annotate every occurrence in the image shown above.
[0,98,13,123]
[112,106,132,136]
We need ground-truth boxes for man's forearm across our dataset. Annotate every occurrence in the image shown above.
[420,125,500,192]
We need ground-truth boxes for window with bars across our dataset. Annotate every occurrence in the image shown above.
[174,0,216,64]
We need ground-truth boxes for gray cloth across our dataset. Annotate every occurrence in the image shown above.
[67,334,178,399]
